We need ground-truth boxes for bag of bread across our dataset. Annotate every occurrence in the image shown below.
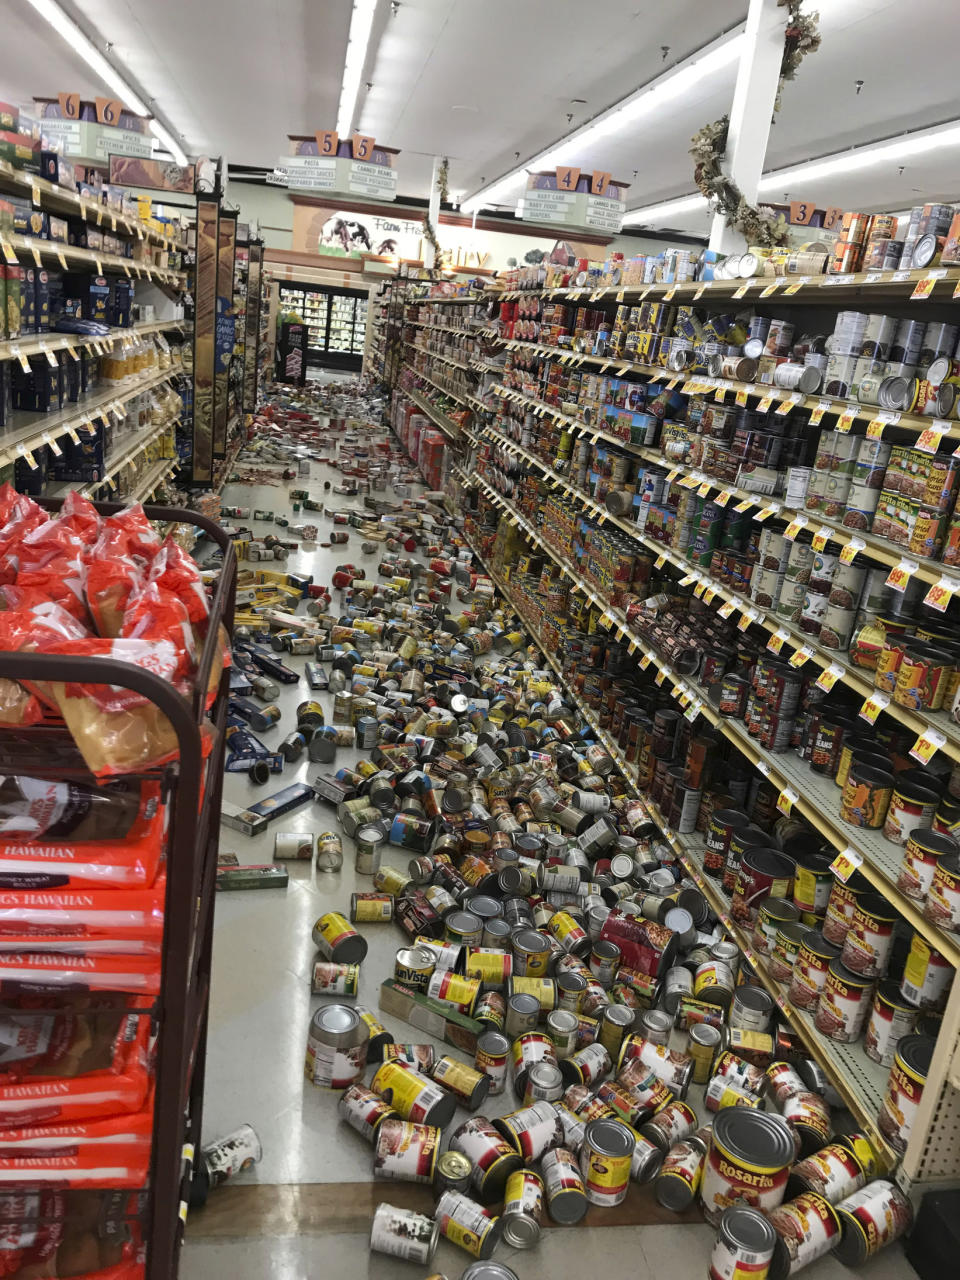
[100,502,161,564]
[0,1202,145,1278]
[0,488,45,584]
[0,781,165,890]
[0,1108,153,1188]
[120,582,196,680]
[15,516,89,624]
[0,596,91,727]
[27,638,181,777]
[83,506,162,639]
[0,952,161,995]
[0,881,165,953]
[146,538,230,705]
[58,488,102,544]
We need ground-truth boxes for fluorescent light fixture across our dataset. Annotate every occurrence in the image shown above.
[24,0,188,165]
[757,119,960,192]
[462,27,744,213]
[622,194,709,227]
[624,117,960,230]
[337,0,378,137]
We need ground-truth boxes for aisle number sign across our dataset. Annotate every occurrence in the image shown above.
[275,132,399,200]
[518,169,628,233]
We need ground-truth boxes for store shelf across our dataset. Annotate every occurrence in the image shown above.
[496,264,960,309]
[0,362,184,470]
[406,388,462,441]
[131,453,180,501]
[466,454,960,967]
[0,159,187,253]
[494,333,960,444]
[457,515,899,1170]
[3,232,187,289]
[405,339,474,373]
[0,318,187,365]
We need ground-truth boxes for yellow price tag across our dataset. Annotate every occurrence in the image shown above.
[697,480,712,497]
[693,580,708,598]
[839,536,866,564]
[757,394,775,413]
[754,504,780,523]
[654,554,666,570]
[694,281,711,300]
[783,276,810,295]
[10,344,29,373]
[916,420,949,454]
[788,645,814,668]
[859,691,890,724]
[776,787,799,816]
[0,238,17,264]
[909,728,947,765]
[885,557,919,593]
[714,490,732,507]
[638,653,652,670]
[836,404,860,434]
[15,445,38,470]
[815,663,845,692]
[760,279,781,298]
[628,640,638,655]
[40,344,57,368]
[95,258,103,275]
[808,400,832,426]
[714,386,727,403]
[616,289,625,302]
[783,517,808,541]
[737,609,757,632]
[735,388,749,407]
[27,241,42,268]
[830,846,863,883]
[732,282,751,299]
[734,498,754,513]
[911,271,946,301]
[654,669,667,687]
[767,629,790,654]
[703,587,717,605]
[717,599,737,619]
[923,575,960,613]
[810,525,833,552]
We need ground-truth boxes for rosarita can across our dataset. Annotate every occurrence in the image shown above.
[833,1180,913,1265]
[434,1189,500,1259]
[337,1084,397,1143]
[449,1116,522,1203]
[312,911,368,963]
[541,1146,588,1224]
[373,1118,441,1184]
[710,1205,776,1280]
[579,1117,635,1207]
[700,1107,795,1226]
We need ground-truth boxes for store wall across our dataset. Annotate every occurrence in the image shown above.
[228,180,699,266]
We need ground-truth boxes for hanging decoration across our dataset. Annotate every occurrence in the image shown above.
[422,213,443,275]
[436,157,450,204]
[689,0,821,246]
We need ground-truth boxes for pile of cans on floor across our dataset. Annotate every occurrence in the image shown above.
[274,454,916,1280]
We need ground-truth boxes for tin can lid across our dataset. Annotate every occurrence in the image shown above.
[712,1107,795,1171]
[719,1204,777,1253]
[447,910,482,935]
[895,1033,935,1082]
[499,1211,540,1250]
[437,1149,472,1180]
[583,1117,636,1159]
[309,1003,365,1048]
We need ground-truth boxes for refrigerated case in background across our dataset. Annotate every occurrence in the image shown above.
[277,282,367,371]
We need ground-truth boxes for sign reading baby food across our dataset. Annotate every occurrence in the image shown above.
[518,170,628,233]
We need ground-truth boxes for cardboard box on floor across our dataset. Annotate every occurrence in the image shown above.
[379,979,483,1054]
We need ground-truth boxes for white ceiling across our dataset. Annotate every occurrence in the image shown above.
[4,0,960,236]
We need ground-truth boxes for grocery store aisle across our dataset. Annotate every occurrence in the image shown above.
[179,411,916,1280]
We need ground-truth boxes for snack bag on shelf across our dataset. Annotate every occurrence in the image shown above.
[0,781,165,889]
[0,881,165,954]
[0,1004,152,1121]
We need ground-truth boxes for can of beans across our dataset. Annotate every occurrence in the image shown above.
[639,1099,697,1153]
[337,1084,397,1143]
[822,872,870,946]
[878,1034,935,1154]
[580,1117,635,1207]
[833,1181,914,1265]
[654,1130,709,1209]
[789,929,840,1010]
[840,893,897,978]
[925,849,960,930]
[814,960,875,1042]
[864,980,917,1066]
[700,1107,795,1226]
[494,1100,564,1162]
[901,932,952,1010]
[427,969,481,1015]
[475,1031,509,1094]
[431,1056,491,1111]
[369,1203,439,1263]
[350,892,393,922]
[449,1116,521,1203]
[370,1061,456,1127]
[373,1118,441,1183]
[500,1168,544,1249]
[767,1192,841,1276]
[542,1146,588,1224]
[898,828,957,901]
[787,1143,866,1204]
[434,1189,500,1258]
[710,1205,776,1280]
[312,912,368,963]
[310,961,359,996]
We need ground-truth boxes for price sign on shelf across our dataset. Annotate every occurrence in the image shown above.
[714,490,732,507]
[911,269,948,300]
[654,554,667,570]
[757,394,775,414]
[788,644,815,668]
[697,480,712,498]
[684,701,701,722]
[916,420,950,454]
[767,628,790,655]
[42,433,62,458]
[734,498,754,513]
[704,587,717,605]
[735,388,750,407]
[815,662,846,693]
[923,574,960,613]
[717,599,737,619]
[693,580,708,599]
[859,690,890,724]
[783,515,808,541]
[811,525,834,553]
[737,608,759,633]
[885,557,919,592]
[808,400,832,426]
[638,653,652,670]
[910,728,947,766]
[15,445,38,471]
[760,279,781,298]
[654,669,667,687]
[783,275,810,295]
[776,787,799,816]
[830,846,863,883]
[836,404,860,434]
[839,536,866,564]
[754,503,781,523]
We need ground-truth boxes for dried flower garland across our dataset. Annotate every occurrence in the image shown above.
[436,157,450,204]
[689,0,821,246]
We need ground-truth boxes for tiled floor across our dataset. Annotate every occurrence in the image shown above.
[181,407,919,1280]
